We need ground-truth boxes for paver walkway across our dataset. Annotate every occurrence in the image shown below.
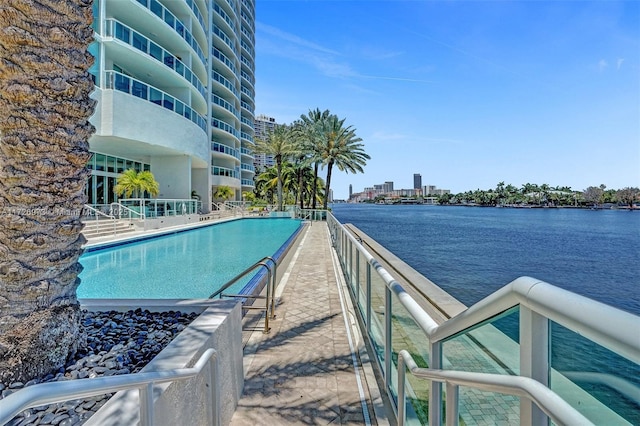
[230,223,387,426]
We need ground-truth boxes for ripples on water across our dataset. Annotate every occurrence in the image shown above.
[332,204,640,314]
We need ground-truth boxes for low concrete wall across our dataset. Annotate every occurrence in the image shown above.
[82,299,243,426]
[142,214,200,230]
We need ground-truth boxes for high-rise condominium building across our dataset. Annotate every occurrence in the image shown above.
[253,114,276,171]
[413,173,422,190]
[87,0,255,211]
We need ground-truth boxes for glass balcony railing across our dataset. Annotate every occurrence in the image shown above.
[240,131,253,144]
[213,3,235,32]
[211,94,239,119]
[325,212,640,426]
[105,70,206,132]
[212,71,240,98]
[211,142,238,159]
[183,0,207,34]
[213,26,238,59]
[211,166,239,179]
[241,179,255,187]
[241,40,254,59]
[133,0,206,65]
[241,0,255,23]
[106,20,206,100]
[213,48,237,75]
[212,118,240,139]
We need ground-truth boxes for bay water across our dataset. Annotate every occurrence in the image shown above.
[331,203,639,314]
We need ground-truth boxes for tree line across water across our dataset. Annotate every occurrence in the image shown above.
[366,183,640,209]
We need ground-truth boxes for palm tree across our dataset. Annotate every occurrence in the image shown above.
[214,185,234,202]
[318,115,370,209]
[0,0,95,385]
[255,162,298,206]
[113,169,160,199]
[298,108,331,209]
[254,124,298,211]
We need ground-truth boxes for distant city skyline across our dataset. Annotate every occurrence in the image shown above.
[255,1,639,200]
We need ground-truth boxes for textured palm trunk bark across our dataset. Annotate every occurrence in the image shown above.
[0,0,95,385]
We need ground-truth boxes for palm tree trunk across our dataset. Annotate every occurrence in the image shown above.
[276,160,283,211]
[323,161,334,210]
[0,0,96,385]
[311,162,319,209]
[298,168,304,209]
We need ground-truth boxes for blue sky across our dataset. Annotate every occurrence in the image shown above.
[254,0,640,199]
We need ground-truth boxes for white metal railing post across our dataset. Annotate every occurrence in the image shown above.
[139,382,154,425]
[384,285,393,392]
[366,262,372,334]
[445,382,459,426]
[348,239,353,284]
[520,306,550,426]
[430,341,443,426]
[355,250,360,301]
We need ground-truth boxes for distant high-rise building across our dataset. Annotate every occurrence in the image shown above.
[253,114,277,171]
[383,181,394,193]
[349,184,353,199]
[413,174,422,190]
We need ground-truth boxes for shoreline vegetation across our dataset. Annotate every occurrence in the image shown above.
[351,183,640,210]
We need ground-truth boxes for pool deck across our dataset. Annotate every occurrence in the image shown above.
[83,219,391,425]
[230,222,389,425]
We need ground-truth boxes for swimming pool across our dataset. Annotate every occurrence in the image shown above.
[78,218,303,299]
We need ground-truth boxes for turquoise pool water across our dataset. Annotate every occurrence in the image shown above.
[78,218,302,299]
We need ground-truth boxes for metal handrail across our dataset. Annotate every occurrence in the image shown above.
[83,204,115,220]
[209,256,277,333]
[397,350,592,426]
[0,349,219,426]
[223,201,244,216]
[110,202,145,220]
[326,212,640,425]
[82,204,117,236]
[430,277,640,363]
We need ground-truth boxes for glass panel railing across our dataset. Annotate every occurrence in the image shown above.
[211,166,239,179]
[104,71,206,133]
[134,0,206,64]
[391,291,431,425]
[212,71,240,98]
[213,47,237,75]
[550,321,640,425]
[212,118,240,139]
[184,0,207,34]
[441,308,521,424]
[106,20,206,100]
[356,254,368,320]
[348,240,356,286]
[369,270,387,369]
[328,212,639,426]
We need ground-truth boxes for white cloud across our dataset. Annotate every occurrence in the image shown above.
[598,59,608,72]
[257,21,437,84]
[256,22,339,56]
[370,131,407,141]
[617,58,624,70]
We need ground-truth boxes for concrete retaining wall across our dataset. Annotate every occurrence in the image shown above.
[82,299,243,426]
